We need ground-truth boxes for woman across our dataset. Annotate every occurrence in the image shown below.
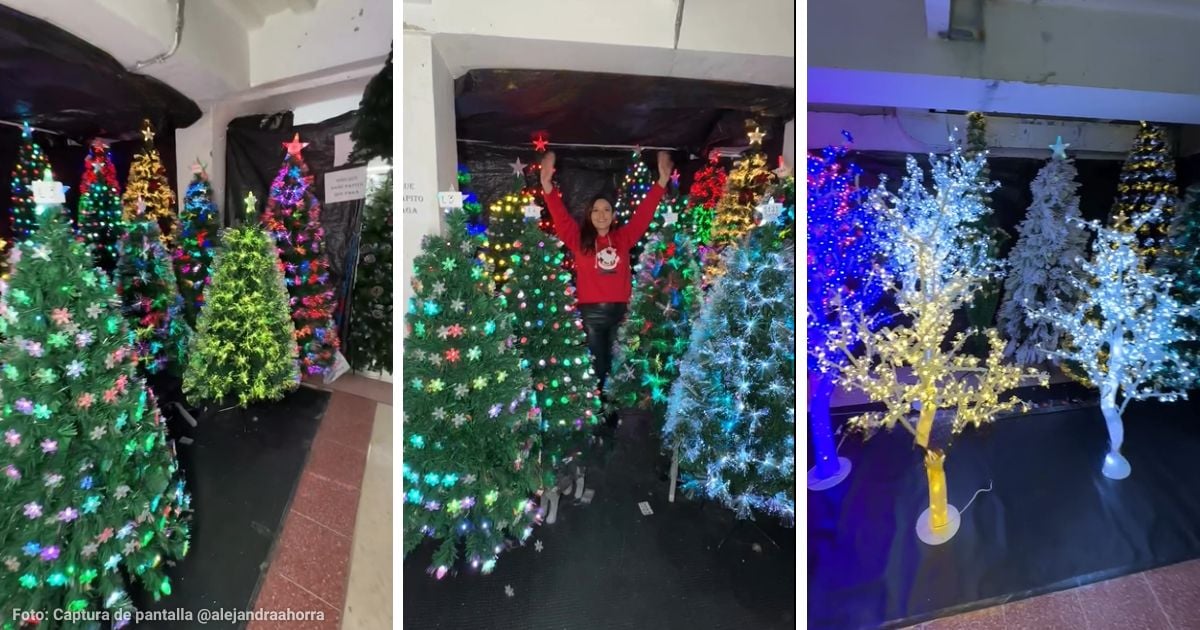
[541,149,673,433]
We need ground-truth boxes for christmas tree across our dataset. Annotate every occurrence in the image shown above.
[705,124,777,284]
[500,218,601,472]
[458,165,487,237]
[481,189,537,286]
[349,46,392,164]
[183,193,300,407]
[806,138,890,490]
[613,151,659,258]
[0,176,190,622]
[115,199,192,379]
[403,207,541,578]
[1025,203,1194,479]
[1108,122,1178,263]
[685,150,728,247]
[122,120,178,246]
[997,138,1090,366]
[961,113,1010,354]
[174,162,220,327]
[663,219,795,525]
[818,145,1047,544]
[77,140,125,276]
[9,122,53,254]
[608,214,702,422]
[1160,183,1200,378]
[261,134,341,375]
[347,173,393,373]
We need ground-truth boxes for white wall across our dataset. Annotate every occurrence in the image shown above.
[250,0,393,87]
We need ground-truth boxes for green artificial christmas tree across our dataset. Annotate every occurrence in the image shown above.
[77,139,125,276]
[481,190,536,286]
[0,176,190,623]
[961,112,1010,354]
[122,120,178,247]
[609,214,702,423]
[1109,121,1178,263]
[705,123,777,285]
[1160,183,1200,382]
[262,134,341,375]
[686,150,728,247]
[184,193,300,407]
[403,207,542,578]
[115,199,192,378]
[500,218,601,473]
[614,150,660,261]
[349,46,392,164]
[348,173,393,373]
[174,162,220,327]
[9,122,53,246]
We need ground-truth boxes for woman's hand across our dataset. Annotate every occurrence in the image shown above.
[541,151,556,192]
[657,151,673,187]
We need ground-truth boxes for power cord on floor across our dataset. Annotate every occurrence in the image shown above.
[961,480,994,513]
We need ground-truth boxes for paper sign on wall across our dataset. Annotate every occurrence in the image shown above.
[333,132,353,168]
[32,180,66,205]
[437,191,464,209]
[325,167,367,204]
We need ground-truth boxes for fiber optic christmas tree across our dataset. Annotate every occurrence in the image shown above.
[261,134,341,375]
[500,218,600,472]
[184,193,300,407]
[347,173,393,373]
[122,120,178,246]
[403,207,541,578]
[174,162,220,327]
[608,213,701,422]
[0,177,190,624]
[9,122,53,249]
[1160,183,1200,379]
[663,219,795,525]
[705,124,777,284]
[115,199,192,378]
[806,137,889,491]
[1026,203,1194,480]
[819,145,1047,544]
[686,150,728,247]
[1109,122,1177,263]
[961,113,1009,354]
[997,138,1090,366]
[78,140,125,276]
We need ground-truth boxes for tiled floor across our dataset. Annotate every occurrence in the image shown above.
[908,558,1200,629]
[248,373,392,630]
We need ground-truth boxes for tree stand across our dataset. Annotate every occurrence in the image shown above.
[1100,387,1131,479]
[717,515,783,552]
[668,446,679,503]
[915,449,960,545]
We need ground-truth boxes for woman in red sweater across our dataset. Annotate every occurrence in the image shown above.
[540,149,673,432]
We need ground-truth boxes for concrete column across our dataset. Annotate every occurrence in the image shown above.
[402,32,459,306]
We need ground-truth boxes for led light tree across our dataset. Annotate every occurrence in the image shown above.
[0,176,190,623]
[663,219,796,525]
[183,193,300,407]
[686,150,728,247]
[500,218,600,474]
[403,207,541,578]
[613,150,661,260]
[806,138,889,491]
[705,125,777,285]
[174,162,220,327]
[9,122,53,247]
[608,212,702,422]
[997,138,1090,366]
[1109,122,1178,263]
[1026,203,1194,479]
[347,173,393,373]
[115,199,192,379]
[77,140,125,276]
[261,134,341,375]
[819,146,1047,545]
[481,188,536,286]
[122,120,178,246]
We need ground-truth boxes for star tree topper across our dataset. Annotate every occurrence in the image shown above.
[1050,136,1071,160]
[509,158,526,176]
[283,133,309,158]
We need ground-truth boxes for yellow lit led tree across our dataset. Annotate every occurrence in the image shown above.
[481,189,537,286]
[819,144,1047,545]
[704,122,777,285]
[122,119,178,247]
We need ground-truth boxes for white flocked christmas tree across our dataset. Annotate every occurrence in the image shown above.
[998,137,1091,366]
[1025,201,1196,480]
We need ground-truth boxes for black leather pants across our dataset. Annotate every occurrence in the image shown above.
[578,303,627,393]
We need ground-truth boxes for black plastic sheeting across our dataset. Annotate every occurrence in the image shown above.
[808,387,1200,629]
[134,387,330,628]
[455,70,795,156]
[0,5,200,140]
[225,111,366,332]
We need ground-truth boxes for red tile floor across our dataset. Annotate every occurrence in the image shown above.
[906,558,1200,629]
[248,374,391,630]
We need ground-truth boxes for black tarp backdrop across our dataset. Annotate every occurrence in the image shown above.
[224,110,366,338]
[0,5,200,139]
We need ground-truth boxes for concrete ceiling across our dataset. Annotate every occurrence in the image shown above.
[215,0,320,29]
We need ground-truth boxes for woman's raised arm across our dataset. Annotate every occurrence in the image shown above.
[540,151,581,252]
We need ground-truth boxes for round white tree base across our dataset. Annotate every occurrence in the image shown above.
[915,504,961,545]
[807,457,852,491]
[1102,452,1131,480]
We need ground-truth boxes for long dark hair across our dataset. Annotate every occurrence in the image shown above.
[580,193,615,254]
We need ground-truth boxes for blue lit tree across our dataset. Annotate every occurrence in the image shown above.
[805,138,889,490]
[663,219,796,526]
[173,163,220,328]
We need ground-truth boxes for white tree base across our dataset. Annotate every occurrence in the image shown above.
[916,504,961,545]
[1102,452,1131,480]
[807,457,852,491]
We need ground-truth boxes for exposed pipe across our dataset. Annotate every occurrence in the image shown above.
[129,0,186,72]
[673,0,686,50]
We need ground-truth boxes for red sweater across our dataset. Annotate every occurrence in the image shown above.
[544,183,666,304]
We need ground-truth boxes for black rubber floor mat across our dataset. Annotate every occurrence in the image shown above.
[132,385,330,629]
[403,411,797,629]
[809,395,1200,629]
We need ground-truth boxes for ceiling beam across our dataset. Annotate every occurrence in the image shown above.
[287,0,318,13]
